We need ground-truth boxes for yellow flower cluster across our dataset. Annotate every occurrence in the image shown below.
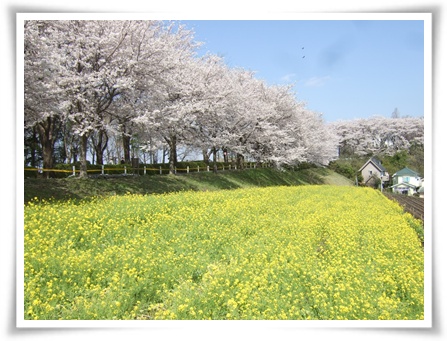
[24,186,424,320]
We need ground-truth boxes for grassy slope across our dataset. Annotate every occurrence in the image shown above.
[23,167,353,203]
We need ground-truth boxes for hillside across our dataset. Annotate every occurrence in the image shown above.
[23,167,353,203]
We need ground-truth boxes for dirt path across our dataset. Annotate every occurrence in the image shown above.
[383,192,424,221]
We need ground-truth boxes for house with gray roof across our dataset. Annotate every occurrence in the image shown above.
[358,157,389,188]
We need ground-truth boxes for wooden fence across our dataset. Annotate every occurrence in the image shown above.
[24,162,268,178]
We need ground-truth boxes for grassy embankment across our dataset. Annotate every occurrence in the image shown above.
[23,167,353,203]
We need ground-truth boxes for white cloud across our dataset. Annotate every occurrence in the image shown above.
[280,73,296,82]
[304,76,331,87]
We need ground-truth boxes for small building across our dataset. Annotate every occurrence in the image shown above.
[418,179,425,198]
[358,157,389,188]
[389,167,422,196]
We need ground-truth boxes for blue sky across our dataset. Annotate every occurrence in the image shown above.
[180,20,425,122]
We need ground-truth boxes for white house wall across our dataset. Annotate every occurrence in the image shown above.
[395,175,422,187]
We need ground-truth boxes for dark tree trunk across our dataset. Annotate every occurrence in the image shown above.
[92,129,108,165]
[29,126,39,167]
[63,131,78,164]
[202,149,210,164]
[166,135,177,174]
[236,153,244,170]
[79,134,89,178]
[40,136,54,178]
[35,116,60,178]
[122,132,131,164]
[212,147,218,173]
[151,150,158,164]
[223,148,229,163]
[72,146,78,163]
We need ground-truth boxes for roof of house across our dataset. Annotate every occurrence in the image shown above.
[392,167,420,178]
[389,182,419,189]
[359,157,386,173]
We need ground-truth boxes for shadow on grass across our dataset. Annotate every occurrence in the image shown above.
[24,168,348,204]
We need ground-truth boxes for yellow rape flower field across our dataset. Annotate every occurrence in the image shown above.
[23,185,424,320]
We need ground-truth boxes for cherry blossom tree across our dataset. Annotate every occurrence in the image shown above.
[56,20,141,177]
[133,55,207,174]
[185,54,237,171]
[109,21,200,164]
[218,68,277,168]
[331,116,424,157]
[24,19,344,177]
[24,20,66,176]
